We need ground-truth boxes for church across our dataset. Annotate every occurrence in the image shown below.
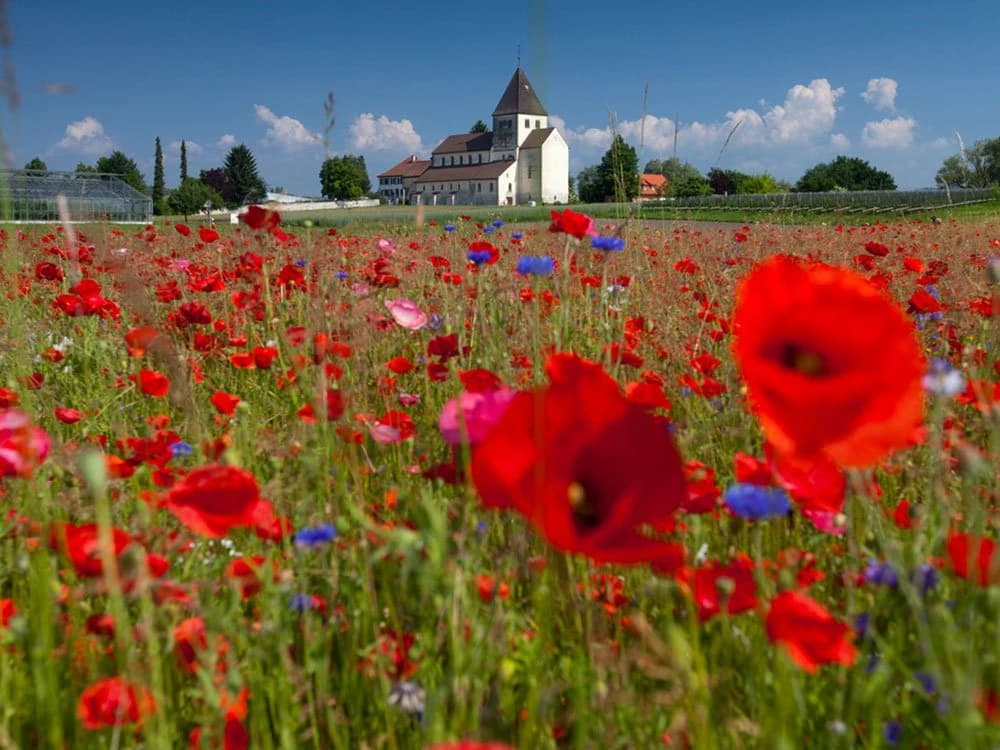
[376,68,569,206]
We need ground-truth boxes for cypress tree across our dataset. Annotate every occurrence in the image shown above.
[153,137,165,214]
[180,140,188,182]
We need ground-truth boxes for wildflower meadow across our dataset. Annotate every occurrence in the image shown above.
[0,206,998,749]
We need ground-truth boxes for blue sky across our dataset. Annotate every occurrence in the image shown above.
[5,0,997,194]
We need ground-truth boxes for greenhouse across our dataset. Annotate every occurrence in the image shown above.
[0,170,153,223]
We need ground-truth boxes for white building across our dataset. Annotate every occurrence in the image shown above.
[407,68,569,206]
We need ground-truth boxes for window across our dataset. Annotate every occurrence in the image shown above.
[528,165,533,178]
[478,154,482,164]
[450,156,454,166]
[489,183,493,191]
[477,183,482,192]
[525,119,530,128]
[535,119,540,128]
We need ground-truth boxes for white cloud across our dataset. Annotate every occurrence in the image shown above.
[216,134,236,148]
[763,79,845,143]
[254,104,323,150]
[862,116,917,148]
[348,113,423,153]
[168,140,203,156]
[831,132,851,149]
[55,116,113,156]
[861,78,898,111]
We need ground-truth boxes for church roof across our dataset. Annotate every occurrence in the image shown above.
[376,155,431,178]
[432,132,494,154]
[413,161,515,183]
[519,127,556,149]
[492,68,547,117]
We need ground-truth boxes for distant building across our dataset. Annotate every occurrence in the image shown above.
[406,68,569,206]
[639,173,668,201]
[376,155,431,204]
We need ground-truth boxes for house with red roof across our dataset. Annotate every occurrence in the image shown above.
[376,155,431,204]
[640,173,668,201]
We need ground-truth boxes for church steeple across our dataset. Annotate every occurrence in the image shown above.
[492,67,547,117]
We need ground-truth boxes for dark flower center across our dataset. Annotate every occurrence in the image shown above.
[779,343,827,377]
[568,481,601,530]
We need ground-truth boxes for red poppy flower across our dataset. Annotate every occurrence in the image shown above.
[54,406,83,424]
[199,226,220,243]
[77,677,156,730]
[766,590,857,672]
[471,353,686,570]
[732,256,924,467]
[136,369,170,398]
[386,356,415,374]
[549,208,594,240]
[239,205,281,231]
[165,464,276,538]
[49,522,132,578]
[175,223,192,237]
[686,555,757,621]
[946,531,998,586]
[210,391,241,416]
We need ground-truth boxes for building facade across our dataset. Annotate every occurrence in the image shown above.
[401,68,569,206]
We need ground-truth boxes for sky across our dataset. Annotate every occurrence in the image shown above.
[3,0,997,195]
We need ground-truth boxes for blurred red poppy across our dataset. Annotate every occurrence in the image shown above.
[766,590,857,672]
[77,676,155,730]
[166,464,275,538]
[136,369,170,398]
[471,353,686,570]
[199,227,220,243]
[732,256,924,467]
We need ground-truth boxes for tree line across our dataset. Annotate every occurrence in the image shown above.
[20,142,376,216]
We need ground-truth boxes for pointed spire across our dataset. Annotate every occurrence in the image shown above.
[492,68,547,117]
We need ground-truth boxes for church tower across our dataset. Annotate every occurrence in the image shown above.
[490,68,548,162]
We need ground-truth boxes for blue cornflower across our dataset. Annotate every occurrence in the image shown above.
[335,270,349,280]
[511,232,523,240]
[854,612,871,641]
[289,594,315,613]
[492,220,504,228]
[516,255,554,276]
[295,259,309,267]
[591,235,626,252]
[427,313,445,330]
[467,250,492,265]
[723,483,791,520]
[912,564,939,594]
[483,226,494,233]
[864,559,899,587]
[169,441,193,459]
[476,519,488,535]
[293,523,337,547]
[915,671,937,695]
[883,721,902,746]
[444,224,456,232]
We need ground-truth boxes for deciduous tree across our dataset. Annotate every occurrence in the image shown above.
[319,155,371,200]
[23,157,47,171]
[167,178,224,222]
[95,151,146,193]
[796,156,895,192]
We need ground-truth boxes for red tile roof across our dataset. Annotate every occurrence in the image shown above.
[640,173,667,196]
[376,155,431,179]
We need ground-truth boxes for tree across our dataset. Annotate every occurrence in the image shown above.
[23,157,47,171]
[167,178,224,221]
[671,172,711,197]
[153,138,165,214]
[708,168,734,195]
[223,144,266,205]
[936,137,1000,188]
[648,157,708,197]
[600,135,639,202]
[796,156,896,192]
[75,162,98,173]
[576,166,602,203]
[470,120,488,134]
[180,140,188,183]
[200,168,237,206]
[95,151,146,193]
[319,155,371,200]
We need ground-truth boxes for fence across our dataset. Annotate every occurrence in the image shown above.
[0,170,153,223]
[642,188,996,214]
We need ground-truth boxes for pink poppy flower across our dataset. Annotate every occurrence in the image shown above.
[439,389,516,446]
[385,298,427,330]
